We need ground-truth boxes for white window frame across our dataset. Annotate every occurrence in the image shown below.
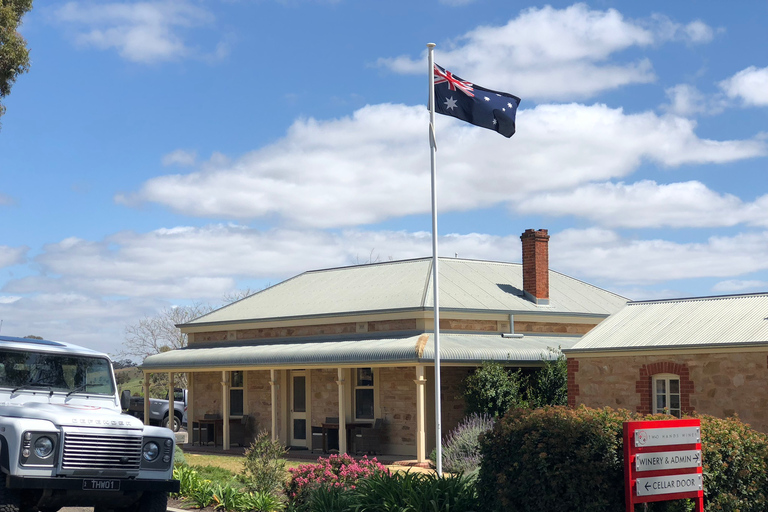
[354,367,375,421]
[652,373,681,418]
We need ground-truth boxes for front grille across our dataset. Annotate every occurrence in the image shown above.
[62,430,142,471]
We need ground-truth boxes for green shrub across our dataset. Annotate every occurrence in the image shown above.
[477,406,768,512]
[247,490,286,512]
[462,362,528,417]
[352,471,479,511]
[241,430,288,495]
[185,478,218,509]
[173,444,186,466]
[527,348,567,408]
[698,414,768,511]
[172,464,200,498]
[477,406,631,512]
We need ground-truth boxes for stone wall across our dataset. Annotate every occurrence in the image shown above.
[246,370,273,435]
[311,368,339,425]
[192,372,222,418]
[570,351,768,432]
[441,367,472,434]
[379,367,417,452]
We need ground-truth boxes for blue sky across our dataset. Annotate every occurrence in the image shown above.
[1,0,767,356]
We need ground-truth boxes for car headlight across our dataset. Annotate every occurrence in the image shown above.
[34,436,54,458]
[142,441,160,462]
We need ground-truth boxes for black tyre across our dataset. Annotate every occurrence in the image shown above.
[0,474,20,512]
[162,412,182,432]
[94,491,166,512]
[136,491,167,512]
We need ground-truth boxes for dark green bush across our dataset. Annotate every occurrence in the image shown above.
[477,406,631,511]
[698,414,768,511]
[462,362,528,417]
[352,471,479,512]
[477,406,768,512]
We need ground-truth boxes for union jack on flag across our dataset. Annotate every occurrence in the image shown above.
[432,63,520,138]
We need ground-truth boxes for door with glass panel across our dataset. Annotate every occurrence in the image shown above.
[290,371,307,447]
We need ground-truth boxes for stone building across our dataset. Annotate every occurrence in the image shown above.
[565,293,768,432]
[141,229,626,463]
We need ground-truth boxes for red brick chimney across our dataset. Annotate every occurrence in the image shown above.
[520,228,550,304]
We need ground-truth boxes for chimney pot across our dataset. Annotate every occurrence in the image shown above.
[520,228,550,304]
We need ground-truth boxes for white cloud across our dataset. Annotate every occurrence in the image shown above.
[379,4,715,100]
[514,180,768,229]
[648,15,715,45]
[553,229,768,285]
[6,225,768,353]
[116,102,766,228]
[162,149,197,167]
[719,66,768,107]
[0,245,28,269]
[52,1,219,63]
[0,193,15,206]
[661,84,725,117]
[712,280,768,293]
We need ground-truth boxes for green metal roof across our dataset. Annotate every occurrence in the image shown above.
[182,257,627,327]
[141,332,578,371]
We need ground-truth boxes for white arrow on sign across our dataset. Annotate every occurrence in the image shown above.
[635,450,702,472]
[636,474,702,497]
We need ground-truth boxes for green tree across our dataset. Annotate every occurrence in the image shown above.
[527,348,568,408]
[462,361,528,417]
[0,0,33,125]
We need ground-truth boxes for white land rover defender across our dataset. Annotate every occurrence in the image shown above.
[0,335,179,512]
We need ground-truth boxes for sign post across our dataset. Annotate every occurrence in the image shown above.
[624,419,704,512]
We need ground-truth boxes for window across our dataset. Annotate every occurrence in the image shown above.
[653,374,681,418]
[230,371,244,417]
[354,368,375,420]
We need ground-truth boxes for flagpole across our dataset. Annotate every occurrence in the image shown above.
[427,42,443,476]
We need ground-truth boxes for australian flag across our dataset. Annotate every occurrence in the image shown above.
[433,63,520,138]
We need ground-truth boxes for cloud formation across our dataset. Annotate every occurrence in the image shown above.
[719,66,768,107]
[514,181,768,228]
[52,1,220,63]
[116,102,765,227]
[379,4,714,100]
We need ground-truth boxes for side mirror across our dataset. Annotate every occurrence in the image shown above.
[120,389,131,411]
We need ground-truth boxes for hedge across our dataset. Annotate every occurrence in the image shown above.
[476,406,768,512]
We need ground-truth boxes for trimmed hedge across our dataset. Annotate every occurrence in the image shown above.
[477,406,768,512]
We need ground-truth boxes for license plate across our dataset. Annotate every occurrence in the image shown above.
[82,479,121,491]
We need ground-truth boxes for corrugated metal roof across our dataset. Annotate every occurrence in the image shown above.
[141,333,578,371]
[185,257,627,326]
[568,293,768,352]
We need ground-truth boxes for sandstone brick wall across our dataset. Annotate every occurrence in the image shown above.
[192,372,222,418]
[246,370,273,435]
[441,367,472,434]
[379,367,417,450]
[311,368,339,425]
[571,351,768,432]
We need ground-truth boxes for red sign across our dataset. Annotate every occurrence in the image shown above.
[624,419,703,512]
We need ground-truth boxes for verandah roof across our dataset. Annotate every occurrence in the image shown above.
[140,332,577,371]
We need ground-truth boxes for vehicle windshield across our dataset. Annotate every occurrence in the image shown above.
[0,349,114,396]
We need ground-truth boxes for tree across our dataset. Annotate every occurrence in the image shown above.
[0,0,33,125]
[527,348,568,408]
[122,303,213,362]
[462,362,528,417]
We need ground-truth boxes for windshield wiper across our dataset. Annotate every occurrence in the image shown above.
[66,384,89,397]
[12,383,55,397]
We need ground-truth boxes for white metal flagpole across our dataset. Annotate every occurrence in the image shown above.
[427,42,443,476]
